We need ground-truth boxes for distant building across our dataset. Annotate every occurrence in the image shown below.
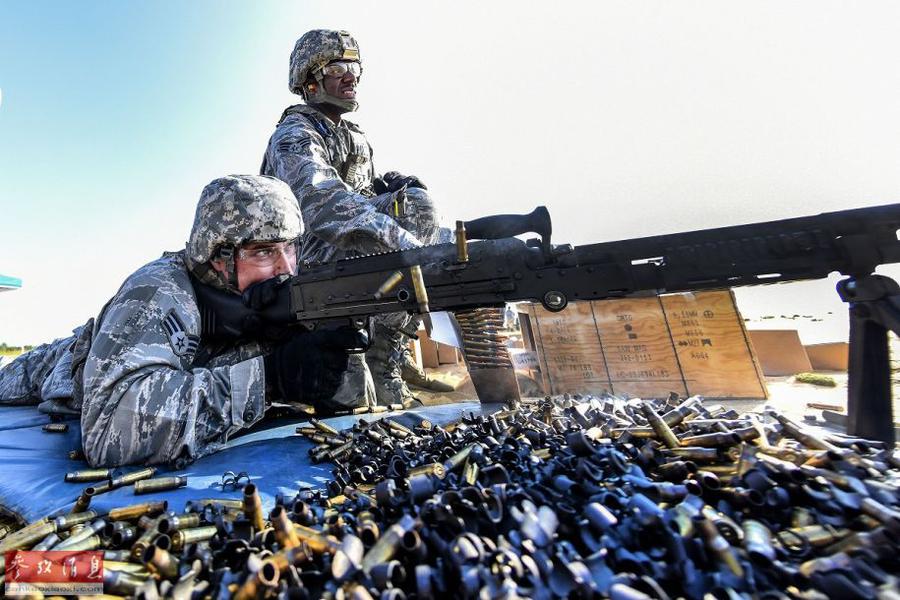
[0,274,22,292]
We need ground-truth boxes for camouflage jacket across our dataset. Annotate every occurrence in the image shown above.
[80,252,268,467]
[261,104,421,264]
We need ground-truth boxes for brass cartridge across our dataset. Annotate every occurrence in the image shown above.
[108,501,168,522]
[310,417,340,436]
[694,516,743,577]
[408,463,447,479]
[270,505,301,549]
[639,401,680,448]
[293,524,341,554]
[143,544,179,579]
[134,476,187,495]
[361,515,417,572]
[242,483,266,532]
[65,468,113,483]
[742,520,775,564]
[170,526,217,552]
[234,559,279,600]
[110,467,157,489]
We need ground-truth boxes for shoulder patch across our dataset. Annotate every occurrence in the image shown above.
[161,310,200,362]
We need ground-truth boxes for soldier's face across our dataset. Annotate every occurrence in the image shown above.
[212,241,298,292]
[321,61,359,102]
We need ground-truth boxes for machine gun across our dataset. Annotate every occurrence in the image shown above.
[290,203,900,443]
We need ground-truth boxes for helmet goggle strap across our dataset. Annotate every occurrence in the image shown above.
[215,246,240,292]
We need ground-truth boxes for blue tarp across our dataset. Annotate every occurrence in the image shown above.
[0,402,494,523]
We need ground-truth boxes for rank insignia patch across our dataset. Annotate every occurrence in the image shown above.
[162,311,200,361]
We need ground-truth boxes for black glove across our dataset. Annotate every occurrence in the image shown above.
[241,274,293,324]
[372,171,427,195]
[194,275,295,342]
[264,326,369,407]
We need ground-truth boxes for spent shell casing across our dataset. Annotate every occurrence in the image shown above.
[639,402,680,448]
[243,483,266,532]
[54,511,100,531]
[443,444,475,472]
[86,481,113,495]
[166,513,201,531]
[0,521,57,552]
[665,447,720,462]
[678,432,742,448]
[42,422,69,433]
[71,488,94,514]
[185,498,243,512]
[310,418,340,436]
[32,532,60,551]
[108,500,168,522]
[270,505,301,549]
[134,476,187,495]
[130,515,166,561]
[293,524,341,554]
[58,534,102,551]
[104,569,146,595]
[361,515,417,572]
[143,544,179,579]
[170,526,217,552]
[694,515,744,577]
[110,466,156,488]
[52,519,106,550]
[408,463,447,479]
[65,468,113,483]
[234,559,280,600]
[742,520,775,564]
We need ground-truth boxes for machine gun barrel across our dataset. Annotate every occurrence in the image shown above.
[290,203,900,323]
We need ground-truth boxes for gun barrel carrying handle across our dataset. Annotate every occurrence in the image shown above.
[463,206,552,249]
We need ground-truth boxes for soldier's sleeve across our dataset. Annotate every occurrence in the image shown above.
[265,118,421,253]
[80,263,266,467]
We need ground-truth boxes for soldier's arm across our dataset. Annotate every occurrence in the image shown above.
[80,270,266,467]
[265,117,421,253]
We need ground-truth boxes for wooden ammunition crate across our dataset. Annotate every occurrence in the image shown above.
[521,290,767,399]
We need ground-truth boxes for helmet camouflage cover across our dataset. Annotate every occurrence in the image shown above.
[289,29,361,111]
[185,174,302,290]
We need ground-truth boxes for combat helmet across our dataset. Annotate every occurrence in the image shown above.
[185,175,302,292]
[289,29,362,112]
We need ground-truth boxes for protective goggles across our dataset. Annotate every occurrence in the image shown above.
[321,61,362,78]
[236,238,299,267]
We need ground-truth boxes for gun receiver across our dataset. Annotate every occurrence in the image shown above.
[290,203,900,443]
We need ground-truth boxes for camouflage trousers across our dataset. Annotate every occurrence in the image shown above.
[0,321,91,416]
[327,188,450,408]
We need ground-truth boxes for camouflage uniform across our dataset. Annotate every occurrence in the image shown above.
[0,175,371,467]
[262,29,446,405]
[261,104,442,265]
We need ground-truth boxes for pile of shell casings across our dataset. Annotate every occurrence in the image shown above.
[1,394,898,599]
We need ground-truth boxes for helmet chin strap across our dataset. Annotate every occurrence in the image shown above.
[307,72,359,112]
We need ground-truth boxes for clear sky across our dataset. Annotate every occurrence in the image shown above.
[2,1,900,346]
